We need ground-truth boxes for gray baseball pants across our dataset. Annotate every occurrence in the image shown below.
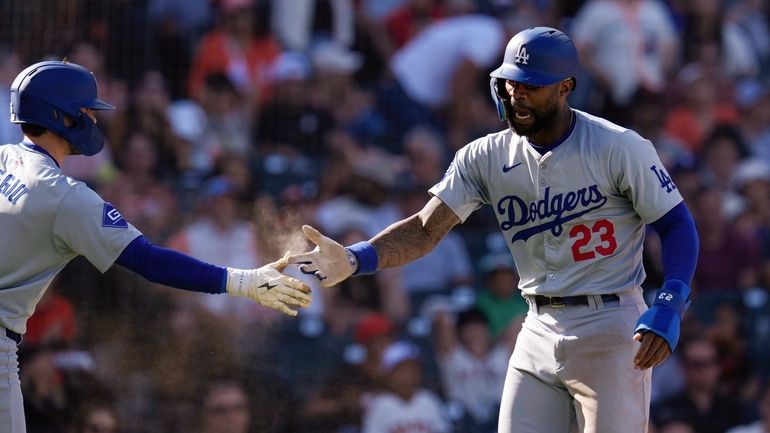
[498,290,651,433]
[0,331,24,433]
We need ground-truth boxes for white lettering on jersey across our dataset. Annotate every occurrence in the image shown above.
[514,45,529,65]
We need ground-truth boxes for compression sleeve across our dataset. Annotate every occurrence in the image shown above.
[649,202,700,284]
[115,235,227,294]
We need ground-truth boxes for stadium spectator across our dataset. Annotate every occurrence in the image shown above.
[378,11,506,142]
[474,253,527,340]
[434,307,519,432]
[663,69,739,154]
[187,0,281,103]
[198,380,251,433]
[299,312,396,433]
[166,177,264,322]
[692,185,761,292]
[271,0,356,52]
[652,337,750,433]
[571,0,679,126]
[362,340,450,433]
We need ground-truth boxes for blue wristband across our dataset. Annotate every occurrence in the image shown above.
[634,279,692,351]
[346,241,378,275]
[653,279,691,313]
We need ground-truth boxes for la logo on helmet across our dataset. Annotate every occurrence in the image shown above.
[514,45,529,65]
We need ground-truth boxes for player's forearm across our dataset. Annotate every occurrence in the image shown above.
[116,235,226,293]
[370,197,459,269]
[371,215,442,268]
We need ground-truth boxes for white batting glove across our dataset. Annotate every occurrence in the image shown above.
[287,225,356,288]
[226,253,312,317]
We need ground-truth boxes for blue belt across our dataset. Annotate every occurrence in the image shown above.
[5,328,21,345]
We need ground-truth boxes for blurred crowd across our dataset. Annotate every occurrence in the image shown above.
[3,0,770,432]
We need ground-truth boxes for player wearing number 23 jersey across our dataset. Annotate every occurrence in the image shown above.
[288,27,699,433]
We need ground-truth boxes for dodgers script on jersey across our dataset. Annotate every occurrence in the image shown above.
[0,141,141,334]
[430,109,682,297]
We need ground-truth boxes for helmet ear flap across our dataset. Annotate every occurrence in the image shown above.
[489,78,511,122]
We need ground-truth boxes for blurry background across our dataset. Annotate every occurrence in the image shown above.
[4,0,770,432]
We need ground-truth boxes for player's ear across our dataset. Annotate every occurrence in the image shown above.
[560,78,576,96]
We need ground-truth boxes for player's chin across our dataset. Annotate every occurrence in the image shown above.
[509,121,538,136]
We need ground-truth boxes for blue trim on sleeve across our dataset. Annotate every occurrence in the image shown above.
[649,202,699,284]
[116,235,227,294]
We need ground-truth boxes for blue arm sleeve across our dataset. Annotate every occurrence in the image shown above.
[649,202,700,284]
[116,235,227,294]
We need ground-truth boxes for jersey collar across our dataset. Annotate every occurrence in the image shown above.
[528,109,576,155]
[19,138,60,168]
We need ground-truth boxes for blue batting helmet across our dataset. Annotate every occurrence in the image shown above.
[489,27,579,119]
[10,61,114,156]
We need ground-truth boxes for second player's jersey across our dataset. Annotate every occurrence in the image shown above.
[430,109,682,296]
[0,141,141,333]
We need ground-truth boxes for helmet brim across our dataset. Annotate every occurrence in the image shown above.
[489,65,564,87]
[84,99,115,110]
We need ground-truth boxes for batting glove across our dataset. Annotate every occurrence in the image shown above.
[634,279,691,351]
[287,225,356,288]
[226,253,312,317]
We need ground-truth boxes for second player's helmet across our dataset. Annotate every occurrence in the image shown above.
[10,61,115,156]
[489,27,579,120]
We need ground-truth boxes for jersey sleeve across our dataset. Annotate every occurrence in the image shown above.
[611,130,684,224]
[429,140,488,222]
[53,183,143,273]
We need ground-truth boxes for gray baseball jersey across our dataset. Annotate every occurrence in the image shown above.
[0,141,141,334]
[430,109,682,297]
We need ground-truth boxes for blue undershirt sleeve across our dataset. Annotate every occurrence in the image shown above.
[115,235,227,294]
[649,202,700,284]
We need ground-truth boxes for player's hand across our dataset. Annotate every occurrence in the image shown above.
[226,253,312,317]
[633,331,671,370]
[287,225,355,288]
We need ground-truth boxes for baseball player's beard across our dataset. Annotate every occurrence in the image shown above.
[507,101,560,139]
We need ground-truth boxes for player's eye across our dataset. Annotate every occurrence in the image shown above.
[506,80,543,91]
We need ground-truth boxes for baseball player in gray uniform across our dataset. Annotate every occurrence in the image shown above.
[289,27,699,433]
[0,61,312,433]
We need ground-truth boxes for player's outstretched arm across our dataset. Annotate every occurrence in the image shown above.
[115,236,312,317]
[288,196,460,287]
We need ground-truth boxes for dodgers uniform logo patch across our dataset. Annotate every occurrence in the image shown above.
[102,203,127,228]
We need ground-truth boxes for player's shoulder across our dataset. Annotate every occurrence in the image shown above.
[457,128,515,156]
[574,109,649,147]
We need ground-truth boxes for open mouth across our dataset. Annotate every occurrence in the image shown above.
[514,111,532,120]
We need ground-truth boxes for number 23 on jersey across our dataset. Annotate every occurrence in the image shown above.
[569,219,618,262]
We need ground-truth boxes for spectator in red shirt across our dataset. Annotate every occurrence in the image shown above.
[187,0,281,104]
